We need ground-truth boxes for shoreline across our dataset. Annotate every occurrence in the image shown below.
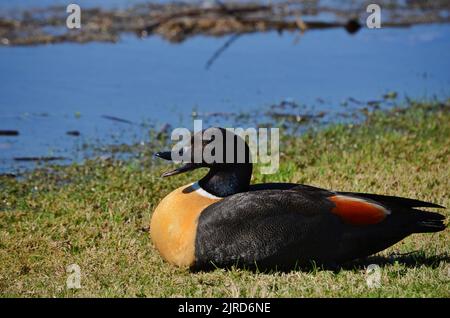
[1,1,450,46]
[0,99,448,297]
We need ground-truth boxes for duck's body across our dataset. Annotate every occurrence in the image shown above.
[151,128,446,271]
[151,181,445,270]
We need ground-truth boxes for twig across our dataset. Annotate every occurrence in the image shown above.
[205,33,241,70]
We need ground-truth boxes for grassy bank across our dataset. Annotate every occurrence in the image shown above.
[0,101,449,297]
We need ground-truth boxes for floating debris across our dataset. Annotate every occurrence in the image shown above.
[265,111,325,123]
[270,100,301,110]
[0,1,448,46]
[316,98,325,104]
[367,100,382,108]
[66,130,80,136]
[101,115,134,125]
[383,91,398,100]
[0,130,19,136]
[344,18,362,34]
[13,156,67,162]
[348,97,364,105]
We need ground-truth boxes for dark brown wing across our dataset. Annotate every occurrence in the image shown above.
[193,185,445,271]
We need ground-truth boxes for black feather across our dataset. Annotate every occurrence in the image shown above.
[412,209,446,233]
[337,192,445,209]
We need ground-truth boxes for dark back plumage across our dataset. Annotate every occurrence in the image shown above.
[153,127,446,271]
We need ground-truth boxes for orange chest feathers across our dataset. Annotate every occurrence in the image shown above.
[150,183,221,267]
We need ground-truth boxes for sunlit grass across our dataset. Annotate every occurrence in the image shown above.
[0,100,448,297]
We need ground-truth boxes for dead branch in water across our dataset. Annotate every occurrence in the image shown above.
[205,33,242,70]
[0,1,448,46]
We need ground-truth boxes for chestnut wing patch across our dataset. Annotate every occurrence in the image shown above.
[329,195,390,225]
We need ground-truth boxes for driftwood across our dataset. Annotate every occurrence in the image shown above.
[66,130,81,136]
[13,156,67,162]
[0,1,449,46]
[0,130,19,136]
[101,115,135,125]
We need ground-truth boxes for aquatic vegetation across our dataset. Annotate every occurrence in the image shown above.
[1,1,449,46]
[0,100,448,297]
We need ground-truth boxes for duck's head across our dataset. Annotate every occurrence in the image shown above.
[154,127,252,197]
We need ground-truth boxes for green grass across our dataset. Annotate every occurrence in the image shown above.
[0,100,449,297]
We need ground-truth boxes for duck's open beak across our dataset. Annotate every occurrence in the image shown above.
[154,151,172,161]
[154,151,197,177]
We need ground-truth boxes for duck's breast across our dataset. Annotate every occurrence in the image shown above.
[150,183,221,267]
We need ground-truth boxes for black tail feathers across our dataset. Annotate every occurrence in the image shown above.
[339,192,446,209]
[339,192,447,233]
[413,210,446,233]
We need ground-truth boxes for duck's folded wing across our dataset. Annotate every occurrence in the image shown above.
[336,191,445,209]
[193,190,344,270]
[192,188,445,270]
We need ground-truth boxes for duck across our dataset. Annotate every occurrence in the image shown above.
[151,128,446,271]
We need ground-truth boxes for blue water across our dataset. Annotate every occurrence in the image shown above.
[0,0,279,11]
[0,0,160,10]
[0,21,450,173]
